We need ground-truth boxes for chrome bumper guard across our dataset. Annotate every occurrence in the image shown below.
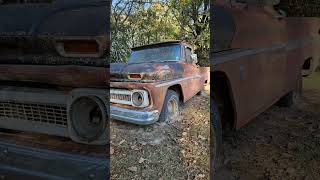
[110,106,159,125]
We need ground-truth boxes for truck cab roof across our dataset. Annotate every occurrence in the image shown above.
[132,40,193,51]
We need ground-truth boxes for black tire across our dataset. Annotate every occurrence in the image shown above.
[211,98,223,179]
[196,90,204,96]
[277,72,302,107]
[296,71,303,98]
[277,91,294,107]
[196,85,205,96]
[158,90,180,122]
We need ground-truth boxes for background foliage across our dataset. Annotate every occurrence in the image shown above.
[276,0,320,16]
[111,0,210,66]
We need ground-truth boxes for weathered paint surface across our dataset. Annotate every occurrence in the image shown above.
[111,62,184,82]
[0,65,109,88]
[0,0,110,88]
[212,1,320,129]
[0,1,110,177]
[111,41,209,115]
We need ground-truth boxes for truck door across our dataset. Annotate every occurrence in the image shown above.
[261,7,288,104]
[181,46,202,101]
[234,6,287,125]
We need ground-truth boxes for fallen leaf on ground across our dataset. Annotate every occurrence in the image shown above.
[118,139,126,146]
[198,135,206,140]
[131,145,140,151]
[110,146,114,155]
[139,157,146,163]
[128,166,138,172]
[197,174,205,178]
[182,132,187,136]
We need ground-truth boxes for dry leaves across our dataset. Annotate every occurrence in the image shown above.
[110,146,114,155]
[138,157,146,164]
[128,166,138,172]
[182,132,187,136]
[118,139,126,146]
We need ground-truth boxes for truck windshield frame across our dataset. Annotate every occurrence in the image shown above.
[128,44,181,64]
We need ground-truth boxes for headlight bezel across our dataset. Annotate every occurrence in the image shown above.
[110,88,150,108]
[131,89,149,108]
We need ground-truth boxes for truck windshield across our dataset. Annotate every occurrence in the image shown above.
[128,44,181,64]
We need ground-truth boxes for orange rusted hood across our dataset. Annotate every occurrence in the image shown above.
[110,62,184,82]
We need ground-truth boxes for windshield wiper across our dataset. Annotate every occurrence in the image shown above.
[149,60,178,63]
[128,59,178,64]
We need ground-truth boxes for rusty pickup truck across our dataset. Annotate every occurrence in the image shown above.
[0,0,109,179]
[211,0,320,174]
[110,41,209,124]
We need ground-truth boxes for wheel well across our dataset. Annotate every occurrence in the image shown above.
[168,84,184,102]
[212,71,235,131]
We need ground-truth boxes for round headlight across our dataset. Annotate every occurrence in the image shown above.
[70,96,106,142]
[132,91,144,107]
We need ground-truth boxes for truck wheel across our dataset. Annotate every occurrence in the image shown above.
[295,71,303,97]
[196,90,204,96]
[197,84,206,96]
[277,73,302,107]
[158,90,180,122]
[211,98,223,177]
[277,91,294,107]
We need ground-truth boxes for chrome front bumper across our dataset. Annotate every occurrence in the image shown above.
[110,106,159,125]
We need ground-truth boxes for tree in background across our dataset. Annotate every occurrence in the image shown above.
[276,0,320,17]
[165,0,210,66]
[111,0,210,66]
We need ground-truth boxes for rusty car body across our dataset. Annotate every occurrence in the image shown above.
[211,0,320,172]
[0,0,109,145]
[110,41,209,124]
[0,0,109,179]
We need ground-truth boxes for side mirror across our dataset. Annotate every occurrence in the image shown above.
[277,9,287,17]
[275,9,286,20]
[191,54,198,64]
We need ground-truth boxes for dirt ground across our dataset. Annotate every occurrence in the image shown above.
[216,72,320,180]
[111,84,210,180]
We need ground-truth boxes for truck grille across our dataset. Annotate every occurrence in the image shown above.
[0,101,67,126]
[111,94,131,101]
[110,89,132,105]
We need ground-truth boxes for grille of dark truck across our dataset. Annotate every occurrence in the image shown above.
[0,101,67,126]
